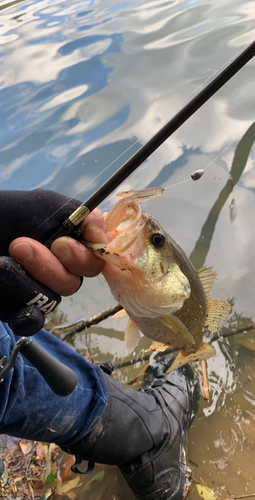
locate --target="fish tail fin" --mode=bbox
[165,342,216,374]
[205,298,231,333]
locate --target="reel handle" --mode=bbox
[21,338,78,397]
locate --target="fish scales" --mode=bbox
[84,188,231,372]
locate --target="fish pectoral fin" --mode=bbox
[113,308,127,318]
[125,318,141,354]
[145,341,169,353]
[205,298,231,333]
[166,342,216,374]
[157,314,196,346]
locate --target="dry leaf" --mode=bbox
[5,442,20,457]
[66,491,77,500]
[49,443,59,453]
[62,455,76,482]
[44,489,55,500]
[33,480,43,490]
[56,475,82,495]
[35,442,45,461]
[19,441,34,456]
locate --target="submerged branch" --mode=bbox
[222,495,255,500]
[210,323,255,343]
[54,304,123,342]
[51,304,254,369]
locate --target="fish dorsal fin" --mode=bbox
[197,266,218,299]
[166,342,216,374]
[125,318,141,354]
[157,314,195,347]
[205,298,231,333]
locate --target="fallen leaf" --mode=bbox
[1,467,8,486]
[56,475,82,495]
[197,484,217,499]
[35,442,45,461]
[44,445,57,481]
[33,480,43,489]
[46,472,57,484]
[62,455,76,482]
[44,489,55,500]
[66,491,77,500]
[19,441,34,456]
[189,483,218,500]
[49,443,59,453]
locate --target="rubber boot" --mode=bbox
[62,358,199,500]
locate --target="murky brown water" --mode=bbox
[0,0,254,497]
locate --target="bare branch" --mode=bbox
[55,304,123,342]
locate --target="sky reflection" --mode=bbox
[1,0,254,495]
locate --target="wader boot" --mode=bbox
[62,357,199,500]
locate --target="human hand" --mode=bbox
[0,189,109,334]
[9,208,109,296]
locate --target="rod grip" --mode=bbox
[21,338,78,397]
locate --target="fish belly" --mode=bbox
[127,312,195,351]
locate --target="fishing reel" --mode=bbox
[0,256,78,397]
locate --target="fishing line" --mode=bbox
[37,41,254,230]
[69,42,251,200]
[163,138,236,191]
[164,178,191,191]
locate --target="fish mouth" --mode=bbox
[84,196,145,266]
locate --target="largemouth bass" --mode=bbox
[85,188,231,372]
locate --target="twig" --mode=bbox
[51,303,254,371]
[52,300,254,346]
[222,495,255,500]
[56,304,123,341]
[188,458,199,467]
[201,360,209,400]
[210,323,254,343]
[85,328,94,364]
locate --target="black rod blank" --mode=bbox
[84,40,255,212]
[46,40,255,246]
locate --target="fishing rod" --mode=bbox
[1,40,254,397]
[46,39,255,246]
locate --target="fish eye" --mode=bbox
[150,232,165,248]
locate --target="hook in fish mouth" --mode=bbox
[83,226,141,255]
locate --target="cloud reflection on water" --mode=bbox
[1,0,254,494]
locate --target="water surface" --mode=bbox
[0,0,254,498]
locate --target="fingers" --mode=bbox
[80,208,110,244]
[9,238,82,296]
[50,208,110,277]
[50,236,104,278]
[9,208,110,296]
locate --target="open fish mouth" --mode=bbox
[84,187,164,257]
[84,194,145,262]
